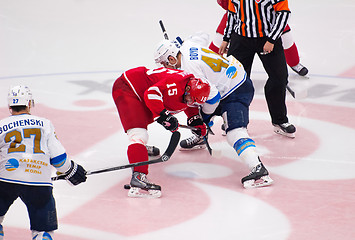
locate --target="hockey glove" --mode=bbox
[188,115,207,137]
[63,160,87,185]
[156,109,179,132]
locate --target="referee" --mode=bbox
[219,0,296,138]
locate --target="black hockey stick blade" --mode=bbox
[159,20,169,40]
[203,132,222,158]
[52,131,181,181]
[204,134,212,155]
[286,85,295,98]
[180,124,218,156]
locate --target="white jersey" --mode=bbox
[180,39,247,100]
[0,114,71,186]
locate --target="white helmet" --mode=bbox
[154,38,182,65]
[8,85,34,107]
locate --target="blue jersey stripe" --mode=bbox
[221,73,247,99]
[50,153,67,168]
[206,91,221,104]
[0,177,53,186]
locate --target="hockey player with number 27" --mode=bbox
[0,86,87,240]
[154,37,273,189]
[112,66,212,198]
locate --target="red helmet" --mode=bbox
[185,77,210,105]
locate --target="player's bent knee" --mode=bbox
[127,128,148,145]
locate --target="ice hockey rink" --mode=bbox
[1,0,355,239]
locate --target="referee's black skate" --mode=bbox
[128,172,161,198]
[273,122,296,138]
[241,163,273,189]
[179,134,206,151]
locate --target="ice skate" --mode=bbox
[291,63,308,76]
[241,163,273,189]
[128,172,161,198]
[273,122,296,138]
[146,145,160,157]
[221,123,227,136]
[179,134,206,151]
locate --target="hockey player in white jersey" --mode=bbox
[0,86,87,240]
[154,36,273,188]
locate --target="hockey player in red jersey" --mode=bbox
[112,67,211,198]
[209,0,308,76]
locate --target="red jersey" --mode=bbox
[122,67,199,119]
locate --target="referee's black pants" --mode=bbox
[228,33,289,125]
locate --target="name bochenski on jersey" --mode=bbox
[0,118,44,134]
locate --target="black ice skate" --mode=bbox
[241,163,273,189]
[291,63,308,76]
[179,134,206,151]
[273,122,296,138]
[128,172,161,198]
[221,123,227,136]
[146,145,160,157]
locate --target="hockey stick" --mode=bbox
[159,20,183,45]
[179,124,197,131]
[286,85,296,98]
[159,20,169,40]
[51,131,181,181]
[204,124,216,155]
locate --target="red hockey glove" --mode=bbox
[187,115,207,137]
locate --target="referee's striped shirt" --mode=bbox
[223,0,291,43]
